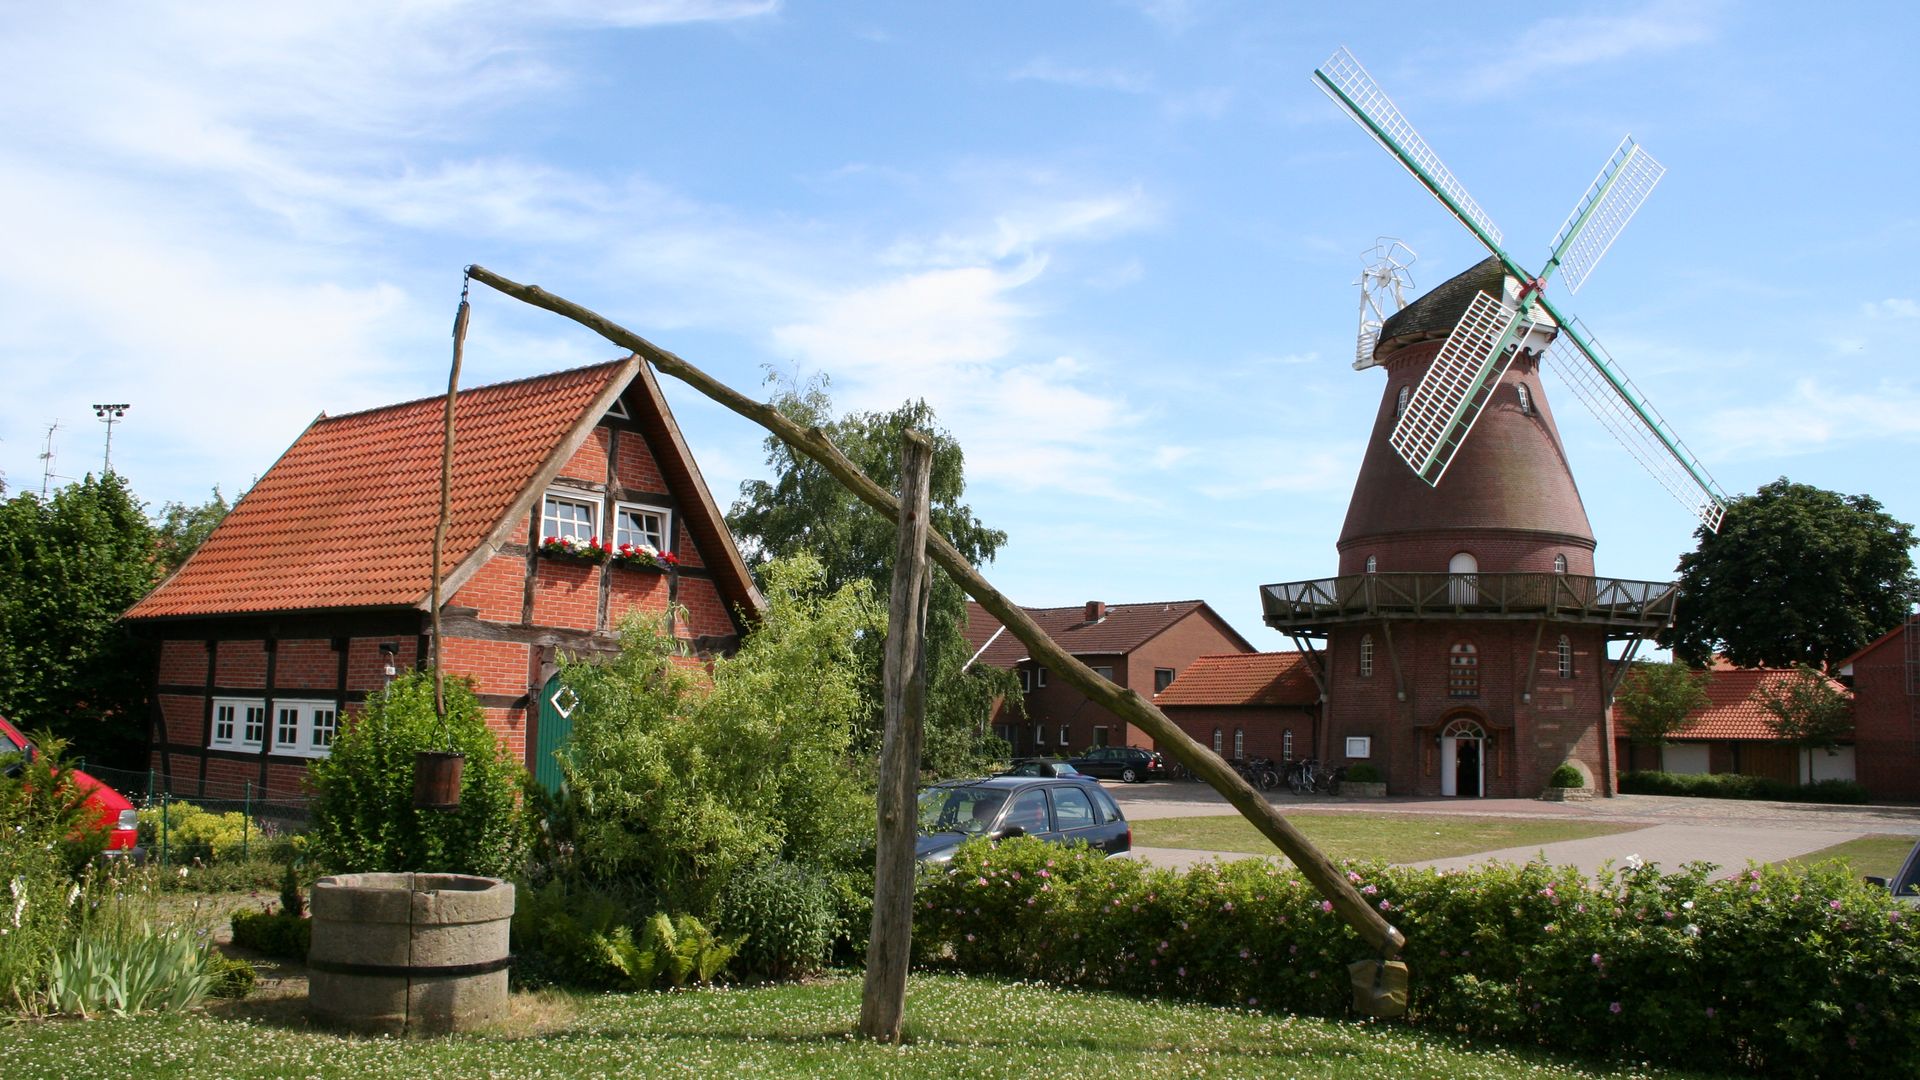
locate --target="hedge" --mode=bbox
[1619,770,1868,804]
[914,838,1917,1077]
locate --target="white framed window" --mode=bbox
[210,697,266,751]
[1033,724,1045,747]
[1020,669,1032,693]
[1554,552,1568,574]
[1035,667,1048,688]
[1359,633,1375,678]
[269,700,341,759]
[1058,724,1070,747]
[543,490,601,542]
[1346,736,1372,759]
[1154,668,1176,694]
[1557,635,1574,679]
[1364,554,1377,574]
[1211,727,1223,754]
[614,501,671,552]
[1233,728,1245,758]
[1395,385,1410,417]
[1283,730,1295,760]
[1516,382,1535,415]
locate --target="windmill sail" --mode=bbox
[1389,290,1529,485]
[1538,308,1728,531]
[1545,137,1667,295]
[1312,48,1506,255]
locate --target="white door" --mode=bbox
[1440,737,1458,797]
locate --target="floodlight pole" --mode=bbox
[92,403,129,476]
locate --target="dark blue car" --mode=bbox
[915,776,1130,864]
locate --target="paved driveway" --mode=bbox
[1105,782,1920,877]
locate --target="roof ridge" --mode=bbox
[318,357,630,424]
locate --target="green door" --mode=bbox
[534,673,579,795]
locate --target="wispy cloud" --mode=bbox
[1703,378,1920,457]
[1010,57,1151,94]
[1863,298,1920,319]
[1452,0,1722,99]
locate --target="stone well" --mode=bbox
[307,872,514,1036]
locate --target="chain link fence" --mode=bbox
[78,761,313,867]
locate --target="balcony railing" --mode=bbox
[1260,572,1678,631]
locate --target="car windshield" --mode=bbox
[918,787,1007,836]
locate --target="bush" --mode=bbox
[204,952,257,999]
[915,838,1920,1076]
[1343,764,1382,783]
[1619,770,1868,804]
[597,913,741,990]
[229,910,310,959]
[713,859,839,981]
[307,672,531,877]
[1547,763,1584,788]
[509,879,633,990]
[1,733,108,1010]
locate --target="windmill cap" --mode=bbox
[1374,256,1508,358]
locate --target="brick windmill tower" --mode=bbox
[1258,50,1729,796]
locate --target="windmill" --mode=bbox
[1353,238,1416,370]
[1312,47,1728,531]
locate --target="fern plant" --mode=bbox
[595,913,741,990]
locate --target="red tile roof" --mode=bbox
[129,361,634,619]
[963,600,1251,670]
[1643,666,1854,742]
[1154,652,1319,708]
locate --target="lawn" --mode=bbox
[7,972,1724,1079]
[1131,811,1643,863]
[1777,832,1916,880]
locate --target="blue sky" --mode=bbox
[3,2,1916,647]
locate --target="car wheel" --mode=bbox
[1121,766,1140,783]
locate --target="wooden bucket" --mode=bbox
[412,751,465,809]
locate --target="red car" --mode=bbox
[1,715,141,856]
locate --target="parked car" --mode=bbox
[997,757,1085,778]
[1866,838,1920,904]
[915,776,1130,863]
[0,715,141,857]
[1065,745,1166,783]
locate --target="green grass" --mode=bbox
[1776,833,1916,880]
[1132,812,1644,863]
[6,972,1721,1079]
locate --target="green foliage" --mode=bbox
[1663,478,1920,670]
[1343,763,1382,783]
[203,951,257,999]
[306,672,531,878]
[599,913,741,990]
[556,556,877,917]
[726,375,1019,778]
[509,879,633,990]
[1762,665,1855,753]
[1547,763,1585,789]
[1613,660,1712,746]
[1619,770,1869,804]
[1,729,109,876]
[0,474,162,767]
[137,802,258,863]
[916,837,1920,1075]
[713,858,840,980]
[45,924,217,1018]
[228,910,311,959]
[153,486,231,575]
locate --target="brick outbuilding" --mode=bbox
[1154,652,1320,765]
[1839,616,1920,800]
[125,357,763,801]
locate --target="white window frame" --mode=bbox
[1557,635,1574,679]
[1032,724,1045,747]
[268,699,340,759]
[613,500,672,553]
[542,489,602,543]
[1346,736,1372,759]
[1359,633,1374,678]
[1211,727,1223,754]
[210,697,266,752]
[1516,382,1535,415]
[1035,667,1047,688]
[1233,728,1245,758]
[1283,730,1295,760]
[1020,669,1032,693]
[1058,724,1070,747]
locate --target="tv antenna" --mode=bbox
[1312,47,1727,531]
[39,423,61,496]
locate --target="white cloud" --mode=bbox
[1863,298,1920,319]
[1453,0,1722,99]
[1703,378,1920,457]
[1009,58,1151,94]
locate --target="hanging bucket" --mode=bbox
[412,751,465,809]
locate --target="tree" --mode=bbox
[727,374,1016,775]
[1614,659,1713,748]
[154,487,232,575]
[1661,478,1920,670]
[0,474,162,767]
[1761,664,1854,781]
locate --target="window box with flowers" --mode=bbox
[610,544,678,572]
[539,535,611,563]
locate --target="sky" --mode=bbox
[3,1,1917,649]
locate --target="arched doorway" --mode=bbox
[1448,552,1479,604]
[1439,716,1486,798]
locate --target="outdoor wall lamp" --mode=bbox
[379,642,399,678]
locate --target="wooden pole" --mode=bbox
[433,292,470,725]
[858,429,934,1042]
[463,264,1406,960]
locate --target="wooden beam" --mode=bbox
[859,430,933,1041]
[1521,620,1547,704]
[465,265,1406,961]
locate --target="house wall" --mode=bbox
[1850,624,1919,800]
[145,409,745,801]
[1162,705,1316,764]
[1321,619,1612,798]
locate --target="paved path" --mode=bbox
[1105,783,1920,877]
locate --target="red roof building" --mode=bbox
[126,357,762,800]
[1154,652,1321,764]
[963,599,1254,757]
[1613,665,1855,786]
[1839,616,1920,799]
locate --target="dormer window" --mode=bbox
[1395,385,1410,417]
[1516,383,1535,415]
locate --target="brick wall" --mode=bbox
[557,425,610,485]
[274,639,336,693]
[676,577,737,640]
[1163,705,1315,764]
[616,429,666,491]
[215,641,267,688]
[608,565,672,627]
[439,637,532,699]
[531,559,600,627]
[453,553,528,622]
[1850,625,1919,800]
[158,640,206,686]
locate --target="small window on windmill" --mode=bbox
[1557,635,1574,679]
[1364,555,1377,574]
[1395,385,1410,417]
[1359,634,1375,678]
[1553,553,1568,574]
[1448,642,1479,697]
[1516,382,1535,415]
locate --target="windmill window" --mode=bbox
[1364,555,1377,574]
[1448,552,1479,605]
[1448,642,1479,697]
[614,501,671,553]
[1557,635,1574,679]
[1395,385,1410,417]
[1516,382,1535,415]
[542,491,601,542]
[1359,633,1375,678]
[1554,553,1568,574]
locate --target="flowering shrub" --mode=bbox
[610,543,677,571]
[915,838,1919,1075]
[539,535,610,562]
